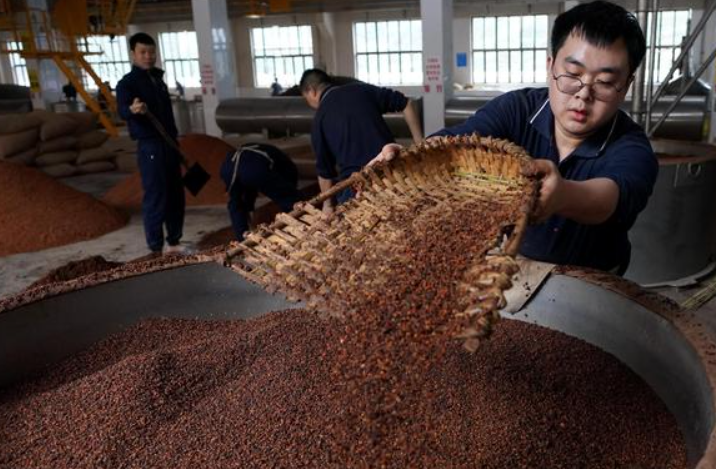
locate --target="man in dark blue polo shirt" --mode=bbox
[219,143,302,241]
[116,32,185,254]
[374,1,657,274]
[300,69,423,214]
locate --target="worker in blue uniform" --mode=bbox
[220,143,302,241]
[372,1,657,275]
[300,69,423,214]
[116,32,186,255]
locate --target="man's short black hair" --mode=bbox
[551,0,646,76]
[299,68,331,93]
[129,32,156,51]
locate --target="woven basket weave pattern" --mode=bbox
[226,135,538,349]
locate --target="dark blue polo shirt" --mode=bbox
[312,82,408,181]
[433,87,658,272]
[116,65,178,141]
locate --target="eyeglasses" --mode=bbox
[552,72,628,102]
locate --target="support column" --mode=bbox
[319,12,338,73]
[421,0,453,134]
[631,0,648,126]
[191,0,238,136]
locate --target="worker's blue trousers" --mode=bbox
[137,138,185,252]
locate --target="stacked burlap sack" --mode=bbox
[0,111,116,177]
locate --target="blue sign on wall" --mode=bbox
[456,52,467,68]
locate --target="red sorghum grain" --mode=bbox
[0,310,685,468]
[28,256,123,288]
[0,162,128,256]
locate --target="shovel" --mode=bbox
[145,109,211,196]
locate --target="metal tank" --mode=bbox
[625,142,716,287]
[1,259,716,467]
[216,94,705,141]
[216,96,423,138]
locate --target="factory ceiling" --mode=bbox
[130,0,525,23]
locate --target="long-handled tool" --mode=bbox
[145,109,211,196]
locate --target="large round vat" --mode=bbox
[1,261,715,467]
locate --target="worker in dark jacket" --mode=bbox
[300,69,423,214]
[372,1,657,275]
[116,32,185,254]
[220,143,302,241]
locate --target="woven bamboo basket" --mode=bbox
[225,134,539,350]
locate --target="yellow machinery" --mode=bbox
[0,0,138,136]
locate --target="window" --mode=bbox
[6,41,29,87]
[353,20,422,85]
[471,15,549,85]
[644,10,691,83]
[159,31,200,88]
[79,35,130,89]
[251,25,313,88]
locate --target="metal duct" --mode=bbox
[216,96,423,138]
[216,94,706,142]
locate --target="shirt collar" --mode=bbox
[528,96,621,159]
[132,65,165,79]
[319,85,336,105]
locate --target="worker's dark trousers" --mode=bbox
[222,151,300,241]
[137,138,185,252]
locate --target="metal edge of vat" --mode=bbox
[0,260,715,468]
[512,266,716,467]
[0,259,295,389]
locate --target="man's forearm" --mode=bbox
[318,176,335,213]
[403,99,423,143]
[556,178,619,224]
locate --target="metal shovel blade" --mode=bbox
[183,162,211,196]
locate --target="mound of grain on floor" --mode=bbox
[0,162,128,256]
[28,256,123,288]
[102,134,234,210]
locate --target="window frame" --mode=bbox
[77,35,131,90]
[6,41,29,87]
[471,14,550,86]
[643,9,692,84]
[352,19,423,86]
[158,30,201,89]
[250,24,314,88]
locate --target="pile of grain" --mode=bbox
[28,256,123,288]
[0,162,128,256]
[102,134,234,210]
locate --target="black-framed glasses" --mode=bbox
[551,72,628,102]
